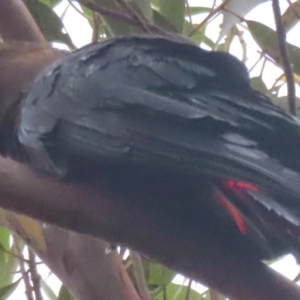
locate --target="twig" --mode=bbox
[116,0,151,33]
[185,0,192,24]
[15,241,34,300]
[83,1,168,36]
[59,2,70,21]
[0,244,30,262]
[130,251,151,300]
[235,27,247,62]
[248,53,263,73]
[259,57,267,78]
[287,0,300,20]
[92,11,100,42]
[185,279,192,300]
[188,0,230,37]
[212,0,217,9]
[67,0,92,20]
[271,73,285,91]
[28,249,42,300]
[272,0,296,115]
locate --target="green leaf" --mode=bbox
[270,95,300,117]
[183,21,213,47]
[0,279,21,299]
[250,76,268,93]
[143,260,176,297]
[0,228,10,252]
[90,0,132,35]
[130,0,152,21]
[156,282,206,300]
[0,233,18,287]
[247,20,300,76]
[188,6,211,16]
[39,0,62,7]
[282,0,300,32]
[152,9,178,33]
[158,0,185,32]
[25,1,74,47]
[58,284,73,300]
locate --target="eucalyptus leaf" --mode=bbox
[158,0,185,32]
[143,259,176,297]
[130,0,152,21]
[0,230,18,288]
[188,7,211,16]
[270,95,300,116]
[153,9,178,33]
[251,76,268,93]
[85,0,143,35]
[0,279,21,299]
[155,282,206,300]
[217,0,268,43]
[183,21,213,47]
[247,20,300,76]
[282,0,300,32]
[25,0,74,47]
[58,284,73,300]
[40,0,63,7]
[0,228,10,252]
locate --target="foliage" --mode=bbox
[1,0,300,299]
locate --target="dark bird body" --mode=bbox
[18,36,300,277]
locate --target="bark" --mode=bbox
[0,157,298,300]
[0,0,45,42]
[0,43,140,300]
[0,1,299,300]
[0,1,140,298]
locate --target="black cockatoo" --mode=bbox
[17,35,300,286]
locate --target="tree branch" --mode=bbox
[28,250,42,300]
[0,41,142,300]
[83,1,168,36]
[0,157,299,299]
[272,0,296,115]
[0,0,45,43]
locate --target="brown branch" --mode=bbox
[286,0,300,23]
[0,0,45,43]
[185,0,193,24]
[0,158,299,299]
[67,0,92,21]
[0,42,142,300]
[185,279,192,300]
[36,228,141,300]
[188,0,230,37]
[92,11,101,43]
[83,1,168,36]
[15,240,34,300]
[235,27,247,63]
[0,6,141,300]
[116,0,151,33]
[272,0,296,115]
[28,250,42,300]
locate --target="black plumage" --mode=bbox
[18,35,300,261]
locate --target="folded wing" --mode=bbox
[18,36,300,252]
